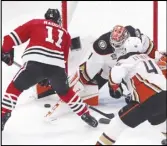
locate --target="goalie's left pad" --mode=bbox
[69,70,99,106]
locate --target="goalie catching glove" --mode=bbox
[2,49,14,66]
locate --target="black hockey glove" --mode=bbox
[125,25,142,39]
[124,93,132,104]
[38,78,51,87]
[2,49,14,66]
[71,36,81,51]
[108,83,123,99]
[135,28,142,40]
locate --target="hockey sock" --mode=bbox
[96,133,116,145]
[2,81,22,117]
[96,115,129,145]
[59,88,89,116]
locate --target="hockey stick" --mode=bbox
[2,53,22,68]
[44,99,62,118]
[13,61,22,68]
[98,94,132,124]
[88,106,115,119]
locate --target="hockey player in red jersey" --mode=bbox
[1,8,98,131]
[96,37,166,145]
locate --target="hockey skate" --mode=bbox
[2,112,11,131]
[81,112,98,128]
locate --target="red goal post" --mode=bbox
[62,1,67,30]
[153,1,158,51]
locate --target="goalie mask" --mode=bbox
[110,25,130,53]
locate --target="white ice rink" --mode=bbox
[2,1,166,145]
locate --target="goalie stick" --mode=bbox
[44,99,62,119]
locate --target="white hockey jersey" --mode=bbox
[110,52,166,103]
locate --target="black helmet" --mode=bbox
[44,8,61,25]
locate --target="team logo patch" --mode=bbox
[98,40,107,50]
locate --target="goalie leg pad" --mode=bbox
[79,62,92,84]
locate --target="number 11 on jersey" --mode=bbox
[45,26,63,48]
